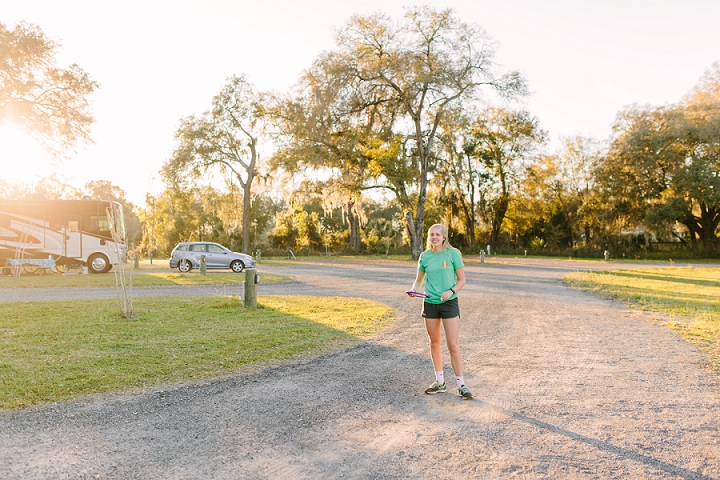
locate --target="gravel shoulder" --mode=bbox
[1,259,719,479]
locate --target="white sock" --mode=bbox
[435,371,445,385]
[456,376,465,388]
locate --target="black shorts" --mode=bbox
[422,297,460,319]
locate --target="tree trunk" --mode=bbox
[412,166,427,260]
[584,223,591,245]
[410,111,435,260]
[412,209,425,259]
[490,196,509,250]
[347,200,361,252]
[697,204,720,253]
[468,187,477,249]
[240,138,257,254]
[683,217,699,252]
[458,193,475,249]
[241,181,252,253]
[403,209,421,260]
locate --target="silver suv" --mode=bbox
[169,242,256,273]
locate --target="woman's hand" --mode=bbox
[440,290,453,301]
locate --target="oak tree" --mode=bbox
[330,6,526,258]
[164,74,264,253]
[0,22,98,155]
[599,63,720,252]
[466,108,545,249]
[271,54,377,252]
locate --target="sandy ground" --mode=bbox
[1,258,719,479]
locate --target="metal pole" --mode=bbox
[480,251,484,264]
[245,268,257,308]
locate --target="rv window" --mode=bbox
[94,216,109,233]
[49,214,62,230]
[67,220,80,232]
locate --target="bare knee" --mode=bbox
[446,340,460,355]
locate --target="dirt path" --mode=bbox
[1,259,719,479]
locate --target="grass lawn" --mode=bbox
[0,271,290,289]
[564,266,720,372]
[0,295,394,409]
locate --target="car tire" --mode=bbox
[230,260,245,273]
[178,259,192,273]
[88,253,111,274]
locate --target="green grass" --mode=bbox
[0,271,290,288]
[0,295,394,409]
[564,267,720,371]
[133,257,172,269]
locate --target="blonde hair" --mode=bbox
[426,224,453,250]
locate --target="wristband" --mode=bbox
[449,287,456,294]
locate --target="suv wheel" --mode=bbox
[178,259,192,273]
[230,260,245,273]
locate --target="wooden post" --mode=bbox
[245,268,257,308]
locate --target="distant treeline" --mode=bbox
[2,10,718,259]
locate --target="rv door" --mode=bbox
[65,215,82,258]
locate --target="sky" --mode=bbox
[1,0,719,207]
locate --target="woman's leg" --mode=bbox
[424,317,444,373]
[442,316,463,377]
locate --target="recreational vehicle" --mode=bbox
[0,196,127,274]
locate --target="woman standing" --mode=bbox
[407,224,472,399]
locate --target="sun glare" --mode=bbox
[0,125,54,184]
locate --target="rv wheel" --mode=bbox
[88,253,111,274]
[23,265,40,275]
[53,264,68,274]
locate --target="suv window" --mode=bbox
[190,244,207,252]
[175,244,189,252]
[207,245,225,253]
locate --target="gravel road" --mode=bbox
[1,258,719,479]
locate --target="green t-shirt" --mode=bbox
[418,247,464,304]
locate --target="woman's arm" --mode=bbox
[409,269,426,294]
[440,267,465,301]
